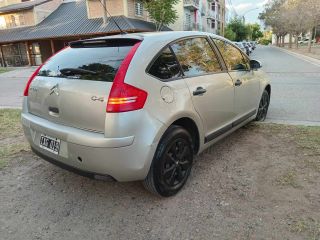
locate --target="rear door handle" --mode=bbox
[193,87,207,96]
[235,79,242,86]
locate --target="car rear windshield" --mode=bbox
[38,44,135,82]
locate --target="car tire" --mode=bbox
[256,90,270,121]
[143,125,194,197]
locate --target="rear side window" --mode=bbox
[148,47,181,80]
[213,39,249,71]
[38,45,134,82]
[171,37,222,77]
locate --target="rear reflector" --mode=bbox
[107,42,148,113]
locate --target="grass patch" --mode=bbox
[290,218,320,240]
[0,67,12,74]
[0,109,29,169]
[276,170,300,188]
[0,142,29,169]
[0,109,22,139]
[293,126,320,155]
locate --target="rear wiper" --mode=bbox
[59,68,97,76]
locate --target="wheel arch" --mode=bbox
[265,84,271,97]
[170,117,201,154]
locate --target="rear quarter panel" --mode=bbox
[123,37,205,153]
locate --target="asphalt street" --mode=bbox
[0,46,319,125]
[251,46,320,125]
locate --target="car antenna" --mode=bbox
[98,0,127,35]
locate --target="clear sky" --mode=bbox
[226,0,268,25]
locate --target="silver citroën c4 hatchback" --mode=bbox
[22,32,271,197]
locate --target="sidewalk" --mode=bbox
[0,67,36,108]
[284,45,320,61]
[275,46,320,68]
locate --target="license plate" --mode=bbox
[39,134,60,155]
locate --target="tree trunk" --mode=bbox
[289,33,292,49]
[276,36,279,46]
[295,35,299,49]
[281,36,285,47]
[308,29,312,53]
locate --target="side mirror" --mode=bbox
[250,60,262,70]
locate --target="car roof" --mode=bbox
[88,31,229,44]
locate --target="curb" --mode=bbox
[265,118,320,127]
[273,46,320,67]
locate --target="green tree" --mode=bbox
[248,23,263,41]
[224,26,236,41]
[142,0,179,31]
[226,17,250,41]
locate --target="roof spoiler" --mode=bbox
[69,38,142,48]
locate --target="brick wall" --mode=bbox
[87,0,124,19]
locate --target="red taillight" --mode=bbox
[107,42,148,113]
[23,46,70,96]
[107,82,147,113]
[23,64,43,96]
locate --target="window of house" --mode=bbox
[148,47,181,80]
[18,15,25,26]
[10,15,17,27]
[135,1,143,16]
[211,2,216,11]
[213,39,248,71]
[171,37,222,77]
[211,19,215,29]
[0,16,6,29]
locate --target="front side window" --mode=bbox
[213,38,248,71]
[148,47,181,80]
[171,37,222,77]
[241,52,251,70]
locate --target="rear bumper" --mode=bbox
[31,147,114,181]
[21,111,160,182]
[21,112,134,148]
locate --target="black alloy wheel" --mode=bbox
[144,126,193,197]
[256,90,270,121]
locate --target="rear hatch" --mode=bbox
[27,38,141,133]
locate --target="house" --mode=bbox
[0,0,226,67]
[0,0,159,67]
[170,0,226,35]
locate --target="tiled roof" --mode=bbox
[0,0,167,44]
[0,0,51,14]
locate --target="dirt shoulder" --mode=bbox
[283,45,320,61]
[0,109,319,240]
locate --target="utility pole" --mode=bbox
[103,0,108,25]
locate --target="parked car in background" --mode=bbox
[298,38,316,44]
[22,31,271,197]
[250,41,256,50]
[234,42,247,55]
[247,42,254,51]
[242,42,251,55]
